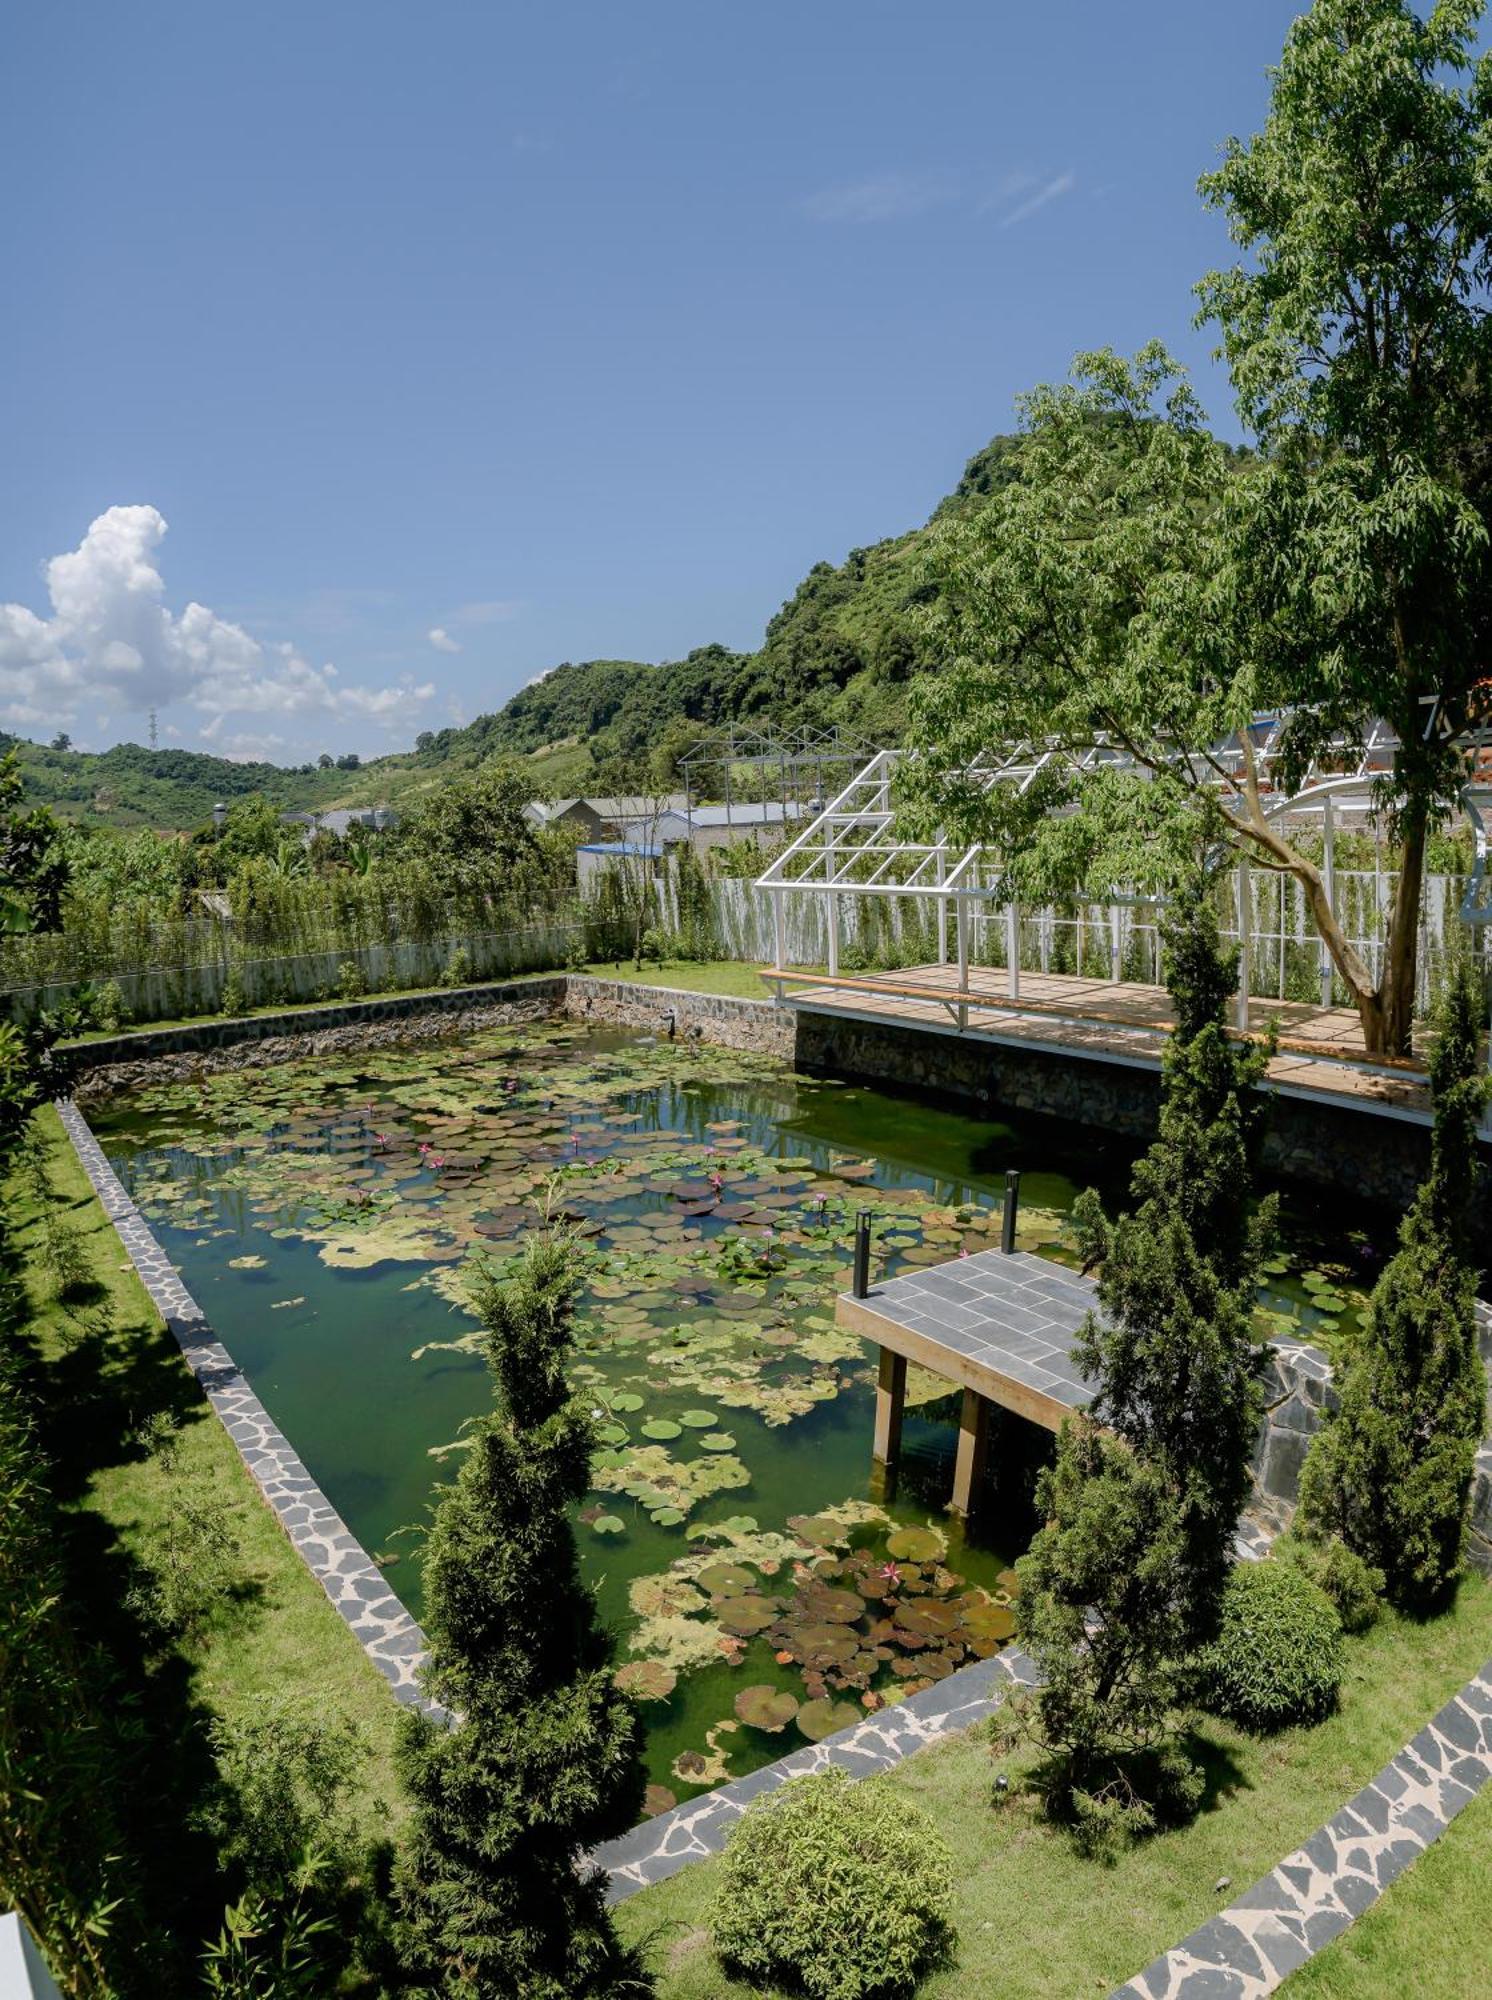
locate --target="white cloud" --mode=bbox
[802,171,956,224]
[428,626,461,654]
[997,171,1075,229]
[0,505,434,738]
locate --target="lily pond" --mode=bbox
[92,1022,1384,1812]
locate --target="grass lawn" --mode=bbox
[1283,1769,1492,1996]
[12,1105,404,1947]
[613,1579,1492,1999]
[577,958,781,999]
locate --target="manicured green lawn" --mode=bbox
[1283,1774,1492,1996]
[14,1105,404,1848]
[577,958,781,998]
[613,1581,1492,1999]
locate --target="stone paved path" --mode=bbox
[1111,1658,1492,1998]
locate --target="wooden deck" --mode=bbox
[837,1247,1100,1515]
[765,963,1437,1121]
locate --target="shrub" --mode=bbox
[199,1697,367,1886]
[335,958,365,1001]
[219,969,247,1017]
[713,1769,955,2000]
[1198,1559,1342,1732]
[440,943,472,988]
[124,1488,242,1641]
[1277,1532,1384,1635]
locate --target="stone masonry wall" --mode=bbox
[68,975,793,1099]
[1251,1305,1492,1575]
[71,979,565,1102]
[792,1009,1474,1216]
[560,977,796,1057]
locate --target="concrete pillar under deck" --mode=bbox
[871,1347,906,1497]
[950,1387,991,1522]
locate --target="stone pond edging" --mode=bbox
[1110,1657,1492,1999]
[559,976,796,1057]
[55,1098,441,1718]
[65,974,793,1096]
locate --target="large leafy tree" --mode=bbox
[906,0,1492,1057]
[1196,0,1492,1058]
[394,1232,651,1999]
[394,758,549,903]
[1003,887,1273,1846]
[1298,959,1489,1606]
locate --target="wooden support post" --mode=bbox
[1006,901,1020,1001]
[1110,904,1122,983]
[872,1347,906,1480]
[773,888,787,971]
[1320,794,1336,1008]
[1235,858,1252,1032]
[936,842,948,966]
[950,1388,990,1522]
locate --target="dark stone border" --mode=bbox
[56,1098,441,1717]
[1111,1657,1492,1998]
[595,1646,1041,1901]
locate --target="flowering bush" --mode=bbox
[713,1768,955,2000]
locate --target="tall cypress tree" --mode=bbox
[394,1231,651,1999]
[1299,962,1489,1609]
[1005,881,1274,1845]
[1072,878,1277,1622]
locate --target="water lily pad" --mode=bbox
[616,1659,678,1701]
[641,1418,683,1440]
[716,1594,780,1636]
[699,1432,737,1452]
[591,1514,626,1536]
[885,1525,943,1563]
[696,1562,756,1596]
[734,1684,800,1732]
[796,1697,861,1742]
[650,1506,686,1527]
[611,1392,645,1412]
[678,1409,717,1428]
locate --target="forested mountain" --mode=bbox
[12,432,1028,829]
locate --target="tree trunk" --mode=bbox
[1376,803,1428,1061]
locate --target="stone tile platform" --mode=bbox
[837,1247,1099,1431]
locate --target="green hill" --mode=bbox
[10,432,1027,830]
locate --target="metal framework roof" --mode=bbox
[757,708,1492,925]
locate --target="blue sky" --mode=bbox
[2,1,1309,763]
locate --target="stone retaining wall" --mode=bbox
[560,977,796,1057]
[70,979,566,1102]
[68,975,795,1097]
[1251,1306,1492,1574]
[792,1009,1473,1215]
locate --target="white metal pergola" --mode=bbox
[755,708,1492,1062]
